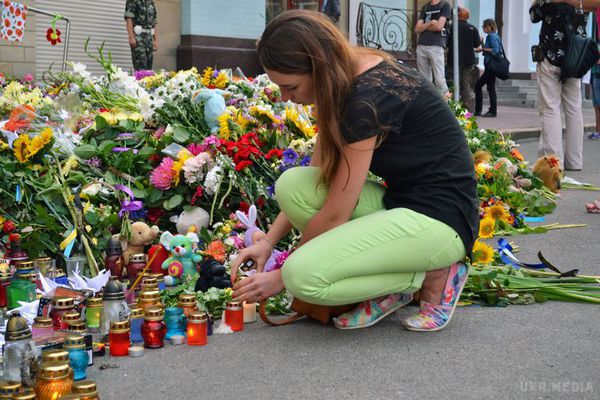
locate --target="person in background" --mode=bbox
[415,0,451,97]
[447,7,481,112]
[589,8,600,140]
[530,0,590,170]
[322,0,341,23]
[474,19,502,118]
[125,0,158,71]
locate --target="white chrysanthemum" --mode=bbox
[204,165,223,195]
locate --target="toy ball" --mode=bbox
[168,260,184,278]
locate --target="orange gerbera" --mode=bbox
[203,240,226,263]
[4,105,35,132]
[510,148,524,162]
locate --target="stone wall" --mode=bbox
[154,0,181,71]
[0,0,36,78]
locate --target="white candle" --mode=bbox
[243,302,257,323]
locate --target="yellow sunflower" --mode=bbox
[201,67,214,86]
[485,204,511,223]
[218,113,232,140]
[215,71,229,89]
[472,240,494,265]
[478,216,496,239]
[13,134,31,163]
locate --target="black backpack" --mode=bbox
[560,11,600,81]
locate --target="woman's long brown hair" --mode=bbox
[257,10,393,186]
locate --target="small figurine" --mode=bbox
[195,258,231,292]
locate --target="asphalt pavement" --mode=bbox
[88,136,600,400]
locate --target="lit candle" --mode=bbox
[187,312,207,346]
[243,302,257,323]
[224,301,243,332]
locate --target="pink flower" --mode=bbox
[23,74,34,83]
[203,135,221,147]
[154,126,166,139]
[464,112,473,119]
[187,143,205,156]
[150,157,176,190]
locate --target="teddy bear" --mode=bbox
[115,222,159,267]
[160,231,202,286]
[193,88,229,133]
[533,155,562,193]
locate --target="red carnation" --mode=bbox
[3,220,15,234]
[235,160,253,171]
[265,149,283,160]
[191,186,204,205]
[239,201,250,214]
[146,208,165,224]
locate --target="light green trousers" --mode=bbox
[277,167,466,306]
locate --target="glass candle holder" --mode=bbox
[177,294,197,318]
[104,237,124,279]
[164,307,186,340]
[35,362,74,400]
[63,335,89,381]
[153,273,166,291]
[50,297,75,331]
[141,308,166,349]
[41,349,69,364]
[32,316,54,338]
[0,380,22,399]
[34,257,54,277]
[187,312,208,346]
[243,302,257,323]
[129,306,144,343]
[85,297,102,333]
[7,262,36,309]
[60,311,81,331]
[141,276,158,292]
[126,254,147,283]
[224,301,244,332]
[65,255,87,280]
[10,390,37,399]
[68,320,87,335]
[0,273,10,308]
[71,380,99,400]
[109,320,130,357]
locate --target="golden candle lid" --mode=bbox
[5,313,32,341]
[24,273,37,281]
[141,282,158,291]
[0,381,21,397]
[152,273,164,282]
[64,334,86,349]
[42,349,69,363]
[33,316,53,328]
[187,312,207,323]
[139,290,160,301]
[72,380,98,396]
[143,307,164,321]
[34,256,52,264]
[37,361,70,380]
[129,306,144,318]
[11,391,36,399]
[61,311,80,322]
[57,395,81,400]
[15,260,33,270]
[110,320,130,333]
[53,297,75,310]
[142,275,157,284]
[68,321,87,334]
[178,294,196,307]
[129,253,148,263]
[86,297,103,307]
[0,273,10,282]
[225,301,242,310]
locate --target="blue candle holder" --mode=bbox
[165,307,186,339]
[64,335,89,381]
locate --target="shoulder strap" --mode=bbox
[259,301,305,326]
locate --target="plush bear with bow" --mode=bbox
[160,231,202,286]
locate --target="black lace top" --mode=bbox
[340,61,479,254]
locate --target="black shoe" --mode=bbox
[481,111,496,117]
[474,112,481,116]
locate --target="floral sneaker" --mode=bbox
[402,262,468,332]
[333,293,412,330]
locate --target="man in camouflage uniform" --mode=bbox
[124,0,158,71]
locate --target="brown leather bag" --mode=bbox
[259,297,358,326]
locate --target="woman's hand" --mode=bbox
[230,240,273,283]
[232,269,285,303]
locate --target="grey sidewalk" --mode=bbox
[475,105,597,139]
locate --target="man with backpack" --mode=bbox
[415,0,451,97]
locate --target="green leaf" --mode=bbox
[99,140,118,156]
[104,170,118,185]
[74,144,98,160]
[146,188,163,204]
[137,147,156,158]
[131,187,147,199]
[85,212,100,226]
[163,194,184,210]
[173,126,191,143]
[95,115,108,130]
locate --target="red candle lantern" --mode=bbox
[0,272,10,308]
[187,312,208,346]
[224,301,244,332]
[127,254,148,284]
[141,307,166,349]
[50,297,75,330]
[109,320,130,357]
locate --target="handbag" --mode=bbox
[487,41,510,80]
[560,11,600,81]
[259,298,358,326]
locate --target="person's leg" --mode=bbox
[275,167,466,306]
[537,60,564,167]
[487,72,497,115]
[460,66,473,112]
[592,74,600,137]
[430,46,449,94]
[561,77,583,170]
[474,71,486,115]
[131,36,145,71]
[416,45,433,83]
